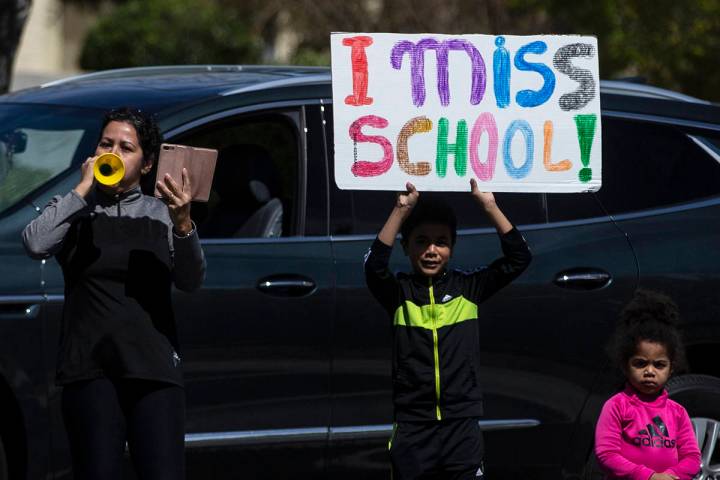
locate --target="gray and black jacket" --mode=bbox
[23,186,206,386]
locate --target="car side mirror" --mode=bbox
[9,130,27,154]
[0,131,26,185]
[0,142,8,185]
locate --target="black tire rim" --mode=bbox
[693,417,720,479]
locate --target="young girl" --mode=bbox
[595,290,701,480]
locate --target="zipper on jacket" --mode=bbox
[388,422,398,450]
[428,277,442,420]
[115,193,120,217]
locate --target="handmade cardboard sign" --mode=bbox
[331,33,601,192]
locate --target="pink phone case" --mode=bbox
[154,143,218,202]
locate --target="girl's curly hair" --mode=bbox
[608,289,687,373]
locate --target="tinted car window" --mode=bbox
[596,118,720,215]
[304,104,329,237]
[0,105,102,215]
[323,104,545,235]
[172,111,300,238]
[330,189,545,235]
[546,191,606,223]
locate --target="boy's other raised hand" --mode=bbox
[471,178,512,234]
[396,182,419,210]
[470,178,497,211]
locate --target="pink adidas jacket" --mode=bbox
[595,385,701,480]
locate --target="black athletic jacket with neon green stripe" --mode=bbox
[364,228,531,422]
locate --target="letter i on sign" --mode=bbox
[493,36,510,109]
[343,36,374,106]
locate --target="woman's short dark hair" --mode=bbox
[608,289,687,373]
[101,107,162,166]
[400,195,458,245]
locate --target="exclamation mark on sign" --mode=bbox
[574,114,596,182]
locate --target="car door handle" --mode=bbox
[0,297,42,319]
[256,274,317,297]
[553,268,612,290]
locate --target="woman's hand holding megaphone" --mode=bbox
[156,168,193,236]
[75,152,127,198]
[74,156,98,198]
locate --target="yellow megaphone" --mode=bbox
[93,152,125,186]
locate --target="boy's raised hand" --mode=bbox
[470,178,513,235]
[396,182,419,210]
[470,178,497,211]
[378,183,418,246]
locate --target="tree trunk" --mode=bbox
[0,0,32,93]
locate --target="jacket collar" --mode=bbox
[92,185,143,207]
[409,268,450,287]
[623,383,669,407]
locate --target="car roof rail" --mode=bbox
[219,74,332,96]
[600,80,709,104]
[39,66,709,106]
[39,65,330,89]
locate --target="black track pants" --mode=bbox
[62,377,185,480]
[389,417,485,480]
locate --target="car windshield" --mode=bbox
[0,104,104,215]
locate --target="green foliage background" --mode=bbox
[80,0,262,70]
[77,0,720,102]
[514,0,720,102]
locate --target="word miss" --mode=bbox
[350,113,597,182]
[342,36,596,111]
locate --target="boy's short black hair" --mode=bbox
[608,289,687,373]
[400,195,457,245]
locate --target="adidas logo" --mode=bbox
[632,415,675,448]
[441,294,453,303]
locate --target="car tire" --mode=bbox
[0,435,7,480]
[582,452,604,480]
[583,374,720,480]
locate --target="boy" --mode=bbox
[364,179,532,480]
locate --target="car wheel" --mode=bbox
[691,417,720,480]
[666,374,720,480]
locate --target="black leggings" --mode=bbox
[62,377,185,480]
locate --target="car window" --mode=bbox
[0,105,102,215]
[304,105,329,237]
[690,135,720,159]
[330,189,545,235]
[171,111,300,239]
[594,118,720,216]
[323,104,545,236]
[546,191,607,223]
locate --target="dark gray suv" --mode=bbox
[0,66,719,479]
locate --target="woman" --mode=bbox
[23,107,205,480]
